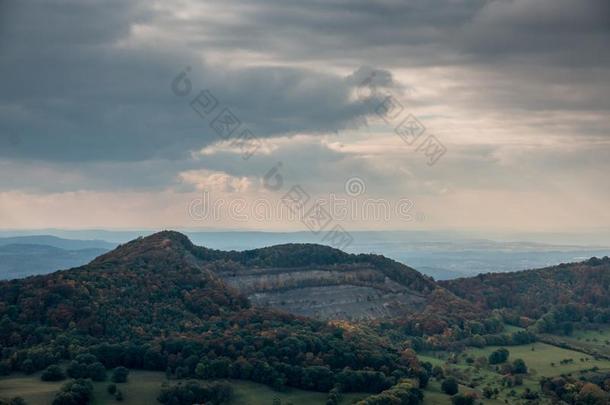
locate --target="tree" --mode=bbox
[451,393,475,405]
[326,386,342,405]
[577,383,609,405]
[432,366,444,379]
[417,370,429,389]
[41,365,66,381]
[52,379,94,405]
[87,362,106,381]
[67,361,88,379]
[488,348,509,365]
[441,378,459,396]
[511,359,527,374]
[107,384,117,395]
[482,386,496,399]
[20,359,35,375]
[158,381,233,405]
[114,390,124,402]
[111,367,129,383]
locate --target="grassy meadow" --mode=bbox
[418,340,610,404]
[0,370,368,405]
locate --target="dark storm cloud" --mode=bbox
[180,0,610,111]
[0,0,385,163]
[460,0,610,70]
[179,0,609,65]
[0,0,608,193]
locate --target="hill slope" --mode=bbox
[440,256,610,320]
[201,243,441,321]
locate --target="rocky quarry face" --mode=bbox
[96,231,463,323]
[214,264,428,321]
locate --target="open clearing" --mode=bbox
[0,370,367,405]
[418,340,610,404]
[465,342,610,377]
[540,326,610,358]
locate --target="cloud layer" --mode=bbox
[0,0,609,231]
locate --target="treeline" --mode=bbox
[382,314,536,352]
[532,304,610,335]
[356,380,423,404]
[0,318,421,394]
[157,381,233,405]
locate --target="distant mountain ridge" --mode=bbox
[0,235,115,250]
[2,230,608,280]
[0,243,109,280]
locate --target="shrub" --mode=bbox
[87,362,106,382]
[20,359,35,375]
[451,393,476,405]
[356,380,423,405]
[111,367,129,383]
[41,365,66,382]
[512,359,528,374]
[158,381,233,405]
[488,348,509,365]
[52,379,94,405]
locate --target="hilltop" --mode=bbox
[0,231,469,397]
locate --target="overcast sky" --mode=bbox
[0,0,609,233]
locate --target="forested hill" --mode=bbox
[89,231,472,324]
[440,256,610,320]
[0,231,439,395]
[0,231,477,340]
[99,230,438,293]
[0,231,249,341]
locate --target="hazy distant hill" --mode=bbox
[3,230,607,280]
[0,235,115,250]
[0,243,109,279]
[0,236,114,279]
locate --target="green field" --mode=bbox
[540,326,610,358]
[417,341,610,404]
[571,326,610,339]
[422,380,506,405]
[0,370,368,405]
[466,342,610,377]
[418,354,515,404]
[503,324,526,333]
[5,341,607,405]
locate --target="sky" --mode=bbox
[0,0,609,233]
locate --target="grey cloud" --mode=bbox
[0,0,388,164]
[167,0,610,113]
[461,0,610,65]
[1,0,608,202]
